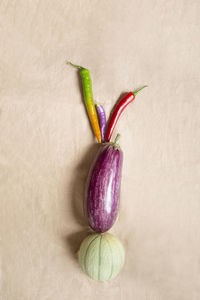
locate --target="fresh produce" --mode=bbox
[68,62,146,280]
[78,232,125,281]
[95,104,106,142]
[68,62,101,143]
[106,86,147,142]
[85,134,123,233]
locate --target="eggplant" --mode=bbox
[85,135,123,232]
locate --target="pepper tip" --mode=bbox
[133,85,148,96]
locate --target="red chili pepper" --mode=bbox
[105,86,147,142]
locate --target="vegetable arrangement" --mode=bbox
[68,62,146,281]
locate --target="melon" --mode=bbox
[78,232,125,281]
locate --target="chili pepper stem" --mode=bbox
[133,85,148,96]
[67,61,85,70]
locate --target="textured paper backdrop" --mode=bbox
[0,1,200,299]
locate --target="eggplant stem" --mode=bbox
[102,134,120,149]
[114,134,120,144]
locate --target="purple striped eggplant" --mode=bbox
[85,135,123,232]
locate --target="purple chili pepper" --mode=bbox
[96,104,106,143]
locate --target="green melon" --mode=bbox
[78,232,125,281]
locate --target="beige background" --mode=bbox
[0,1,200,299]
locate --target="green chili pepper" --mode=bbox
[68,62,101,143]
